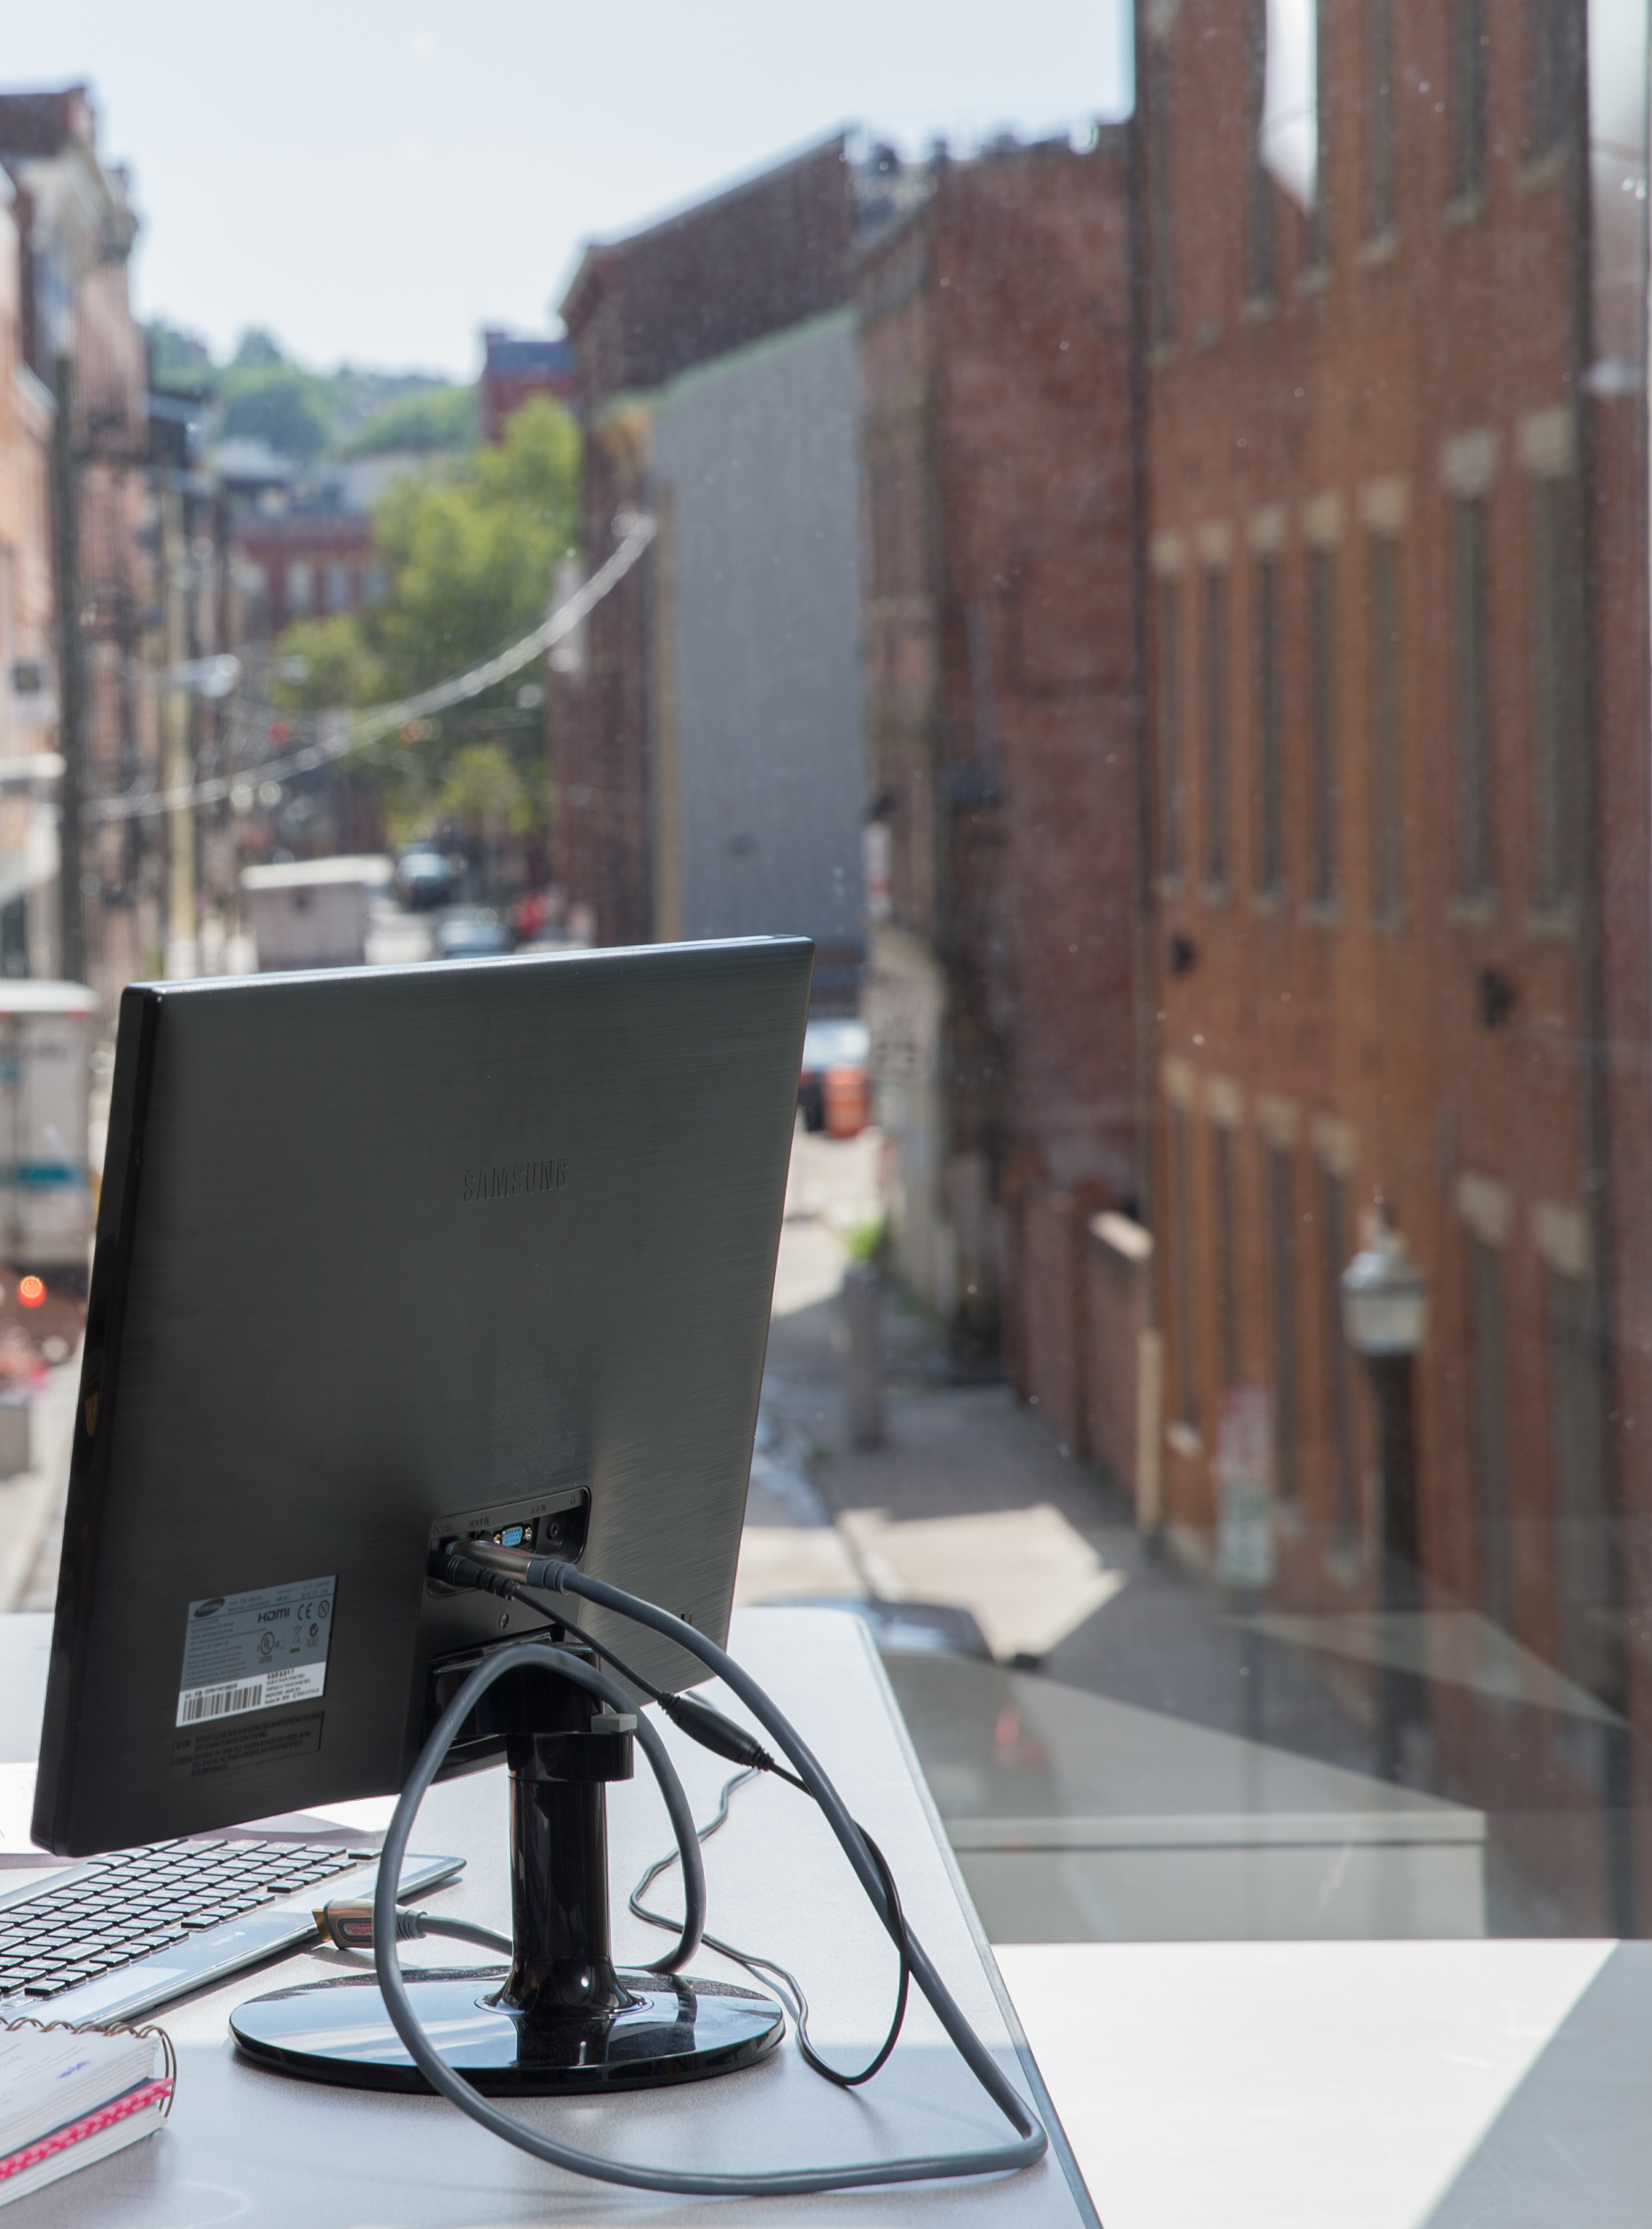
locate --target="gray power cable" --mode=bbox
[373,1607,1046,2197]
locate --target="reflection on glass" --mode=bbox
[1139,0,1650,1937]
[4,0,1648,1953]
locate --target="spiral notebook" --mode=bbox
[0,2016,174,2209]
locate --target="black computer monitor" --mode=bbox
[29,936,810,2084]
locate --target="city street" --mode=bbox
[746,1128,1575,1943]
[748,1124,1374,1768]
[0,1116,1564,1936]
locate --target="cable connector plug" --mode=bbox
[431,1546,521,1600]
[521,1552,572,1593]
[657,1691,784,1776]
[315,1898,424,1951]
[317,1897,514,1959]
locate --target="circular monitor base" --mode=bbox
[230,1967,785,2093]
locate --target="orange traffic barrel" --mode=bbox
[825,1065,869,1138]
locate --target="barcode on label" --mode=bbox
[177,1678,266,1726]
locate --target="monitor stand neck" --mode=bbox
[499,1717,628,2022]
[228,1658,784,2093]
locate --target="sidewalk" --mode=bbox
[743,1127,1374,1776]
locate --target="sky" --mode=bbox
[7,1,1131,381]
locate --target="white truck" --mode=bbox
[0,982,96,1282]
[240,855,395,972]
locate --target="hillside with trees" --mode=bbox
[147,320,475,461]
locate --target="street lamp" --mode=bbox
[1342,1212,1430,1359]
[1342,1207,1429,1779]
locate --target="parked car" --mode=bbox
[394,847,457,910]
[798,1017,869,1131]
[433,906,515,962]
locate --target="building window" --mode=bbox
[1215,1122,1241,1388]
[1147,39,1177,345]
[1248,0,1277,301]
[1450,0,1488,204]
[1367,532,1405,921]
[1267,1142,1301,1505]
[1309,547,1339,903]
[1546,1263,1610,1694]
[1319,1164,1358,1540]
[1364,0,1398,237]
[1531,473,1585,910]
[286,560,314,614]
[1525,0,1575,162]
[1452,496,1495,900]
[1307,0,1335,270]
[325,563,352,613]
[1202,567,1230,888]
[366,567,390,603]
[1468,1233,1510,1623]
[1158,576,1186,876]
[1255,554,1285,897]
[1170,1102,1199,1427]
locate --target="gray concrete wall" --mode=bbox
[651,311,865,968]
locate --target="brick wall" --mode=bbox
[1138,0,1651,1920]
[857,132,1141,1376]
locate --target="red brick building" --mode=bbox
[231,512,380,641]
[552,136,868,954]
[0,84,157,1008]
[857,131,1140,1387]
[479,330,576,443]
[1138,1,1650,1925]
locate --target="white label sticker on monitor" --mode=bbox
[176,1575,336,1729]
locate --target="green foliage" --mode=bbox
[843,1214,888,1269]
[269,398,582,833]
[232,328,286,368]
[435,743,538,839]
[341,385,476,458]
[149,322,475,464]
[219,366,332,461]
[364,397,580,697]
[269,615,385,715]
[147,319,213,389]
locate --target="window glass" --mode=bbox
[7,0,1652,1961]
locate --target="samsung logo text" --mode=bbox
[464,1159,568,1204]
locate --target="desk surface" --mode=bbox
[9,1609,1648,2228]
[1000,1936,1652,2229]
[3,1607,1098,2227]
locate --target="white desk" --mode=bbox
[3,1607,1097,2226]
[1000,1937,1652,2228]
[12,1607,1647,2226]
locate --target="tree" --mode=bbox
[364,396,580,697]
[232,328,285,369]
[271,396,582,849]
[147,320,212,387]
[341,384,476,457]
[266,614,384,710]
[219,366,332,461]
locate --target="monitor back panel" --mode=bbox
[34,937,811,1855]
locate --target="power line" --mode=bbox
[84,512,656,825]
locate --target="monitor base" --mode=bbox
[230,1966,785,2092]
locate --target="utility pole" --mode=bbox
[49,354,87,987]
[160,480,197,979]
